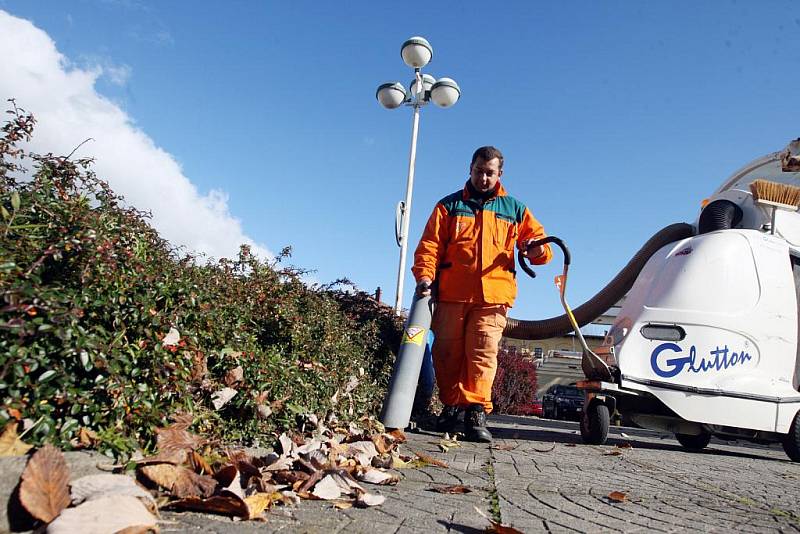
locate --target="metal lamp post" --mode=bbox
[376,36,461,315]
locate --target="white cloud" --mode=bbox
[0,10,271,261]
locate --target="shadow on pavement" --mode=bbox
[487,415,789,463]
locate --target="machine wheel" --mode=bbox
[782,411,800,462]
[675,431,711,451]
[580,403,609,445]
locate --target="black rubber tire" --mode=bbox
[675,431,711,451]
[580,403,609,445]
[782,410,800,462]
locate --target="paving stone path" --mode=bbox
[4,415,800,533]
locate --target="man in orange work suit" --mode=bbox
[412,146,552,442]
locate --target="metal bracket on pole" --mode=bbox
[395,201,405,247]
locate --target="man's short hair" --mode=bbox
[471,146,504,169]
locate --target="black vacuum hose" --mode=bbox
[503,222,696,340]
[698,199,743,234]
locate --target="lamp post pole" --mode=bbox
[394,72,423,315]
[376,37,461,315]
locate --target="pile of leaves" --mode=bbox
[9,415,452,531]
[491,346,538,415]
[0,101,402,456]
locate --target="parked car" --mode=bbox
[542,384,584,421]
[524,399,543,417]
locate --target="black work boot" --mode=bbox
[464,404,492,443]
[435,405,461,433]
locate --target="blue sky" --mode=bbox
[1,1,799,323]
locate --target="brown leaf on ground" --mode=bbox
[76,427,99,449]
[490,444,518,452]
[19,444,71,523]
[167,494,249,518]
[224,365,244,386]
[371,434,393,455]
[139,464,217,499]
[474,505,524,534]
[387,429,406,443]
[272,470,310,485]
[311,474,342,500]
[532,443,556,453]
[296,470,324,494]
[604,450,623,456]
[333,500,352,510]
[155,416,204,460]
[411,450,448,468]
[70,474,155,509]
[607,491,627,503]
[244,492,281,519]
[354,467,400,485]
[213,464,238,487]
[47,495,158,534]
[354,490,385,507]
[616,442,633,449]
[188,450,213,475]
[429,485,471,494]
[0,423,33,457]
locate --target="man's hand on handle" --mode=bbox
[415,277,432,297]
[523,240,545,261]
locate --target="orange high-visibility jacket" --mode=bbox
[412,182,552,307]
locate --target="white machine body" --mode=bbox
[603,140,800,437]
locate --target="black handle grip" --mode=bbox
[517,236,570,279]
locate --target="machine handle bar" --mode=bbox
[517,236,570,279]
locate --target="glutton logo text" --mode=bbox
[650,342,752,378]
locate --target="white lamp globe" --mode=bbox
[410,74,436,98]
[430,77,461,108]
[400,36,433,69]
[376,82,407,109]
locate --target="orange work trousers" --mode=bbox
[430,301,507,413]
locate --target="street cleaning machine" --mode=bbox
[512,139,800,461]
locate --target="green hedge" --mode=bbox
[0,103,401,456]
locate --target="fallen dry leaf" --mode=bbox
[70,474,154,508]
[211,387,238,410]
[603,450,623,457]
[188,451,213,475]
[474,505,524,533]
[429,485,471,494]
[76,427,99,449]
[162,327,180,346]
[312,474,342,500]
[371,434,393,455]
[167,493,250,518]
[607,491,627,503]
[354,467,400,486]
[19,444,71,523]
[139,463,217,499]
[355,491,385,507]
[224,365,244,386]
[154,416,204,462]
[388,429,406,443]
[491,444,517,452]
[411,450,448,468]
[616,443,633,449]
[244,492,281,518]
[333,500,353,510]
[0,422,33,457]
[47,495,158,534]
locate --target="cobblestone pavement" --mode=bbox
[5,415,799,533]
[161,415,800,533]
